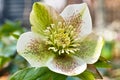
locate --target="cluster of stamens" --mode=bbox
[44,22,80,55]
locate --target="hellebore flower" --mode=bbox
[17,2,103,76]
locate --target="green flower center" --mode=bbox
[54,29,70,48]
[45,22,80,55]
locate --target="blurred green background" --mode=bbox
[0,0,120,80]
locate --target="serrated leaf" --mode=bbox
[10,67,67,80]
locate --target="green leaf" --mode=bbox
[30,2,63,35]
[0,56,10,69]
[94,56,111,68]
[66,77,80,80]
[0,20,25,57]
[77,70,95,80]
[11,33,19,39]
[10,67,67,80]
[87,64,103,79]
[0,20,25,37]
[0,39,16,57]
[101,41,114,59]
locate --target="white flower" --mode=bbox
[17,2,103,76]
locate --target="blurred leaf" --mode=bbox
[10,67,67,80]
[77,70,95,80]
[87,64,103,79]
[0,20,26,57]
[12,55,28,69]
[0,39,16,57]
[0,20,25,37]
[101,41,114,59]
[66,76,80,80]
[7,55,29,74]
[67,72,97,80]
[94,56,111,68]
[0,56,10,69]
[11,33,19,39]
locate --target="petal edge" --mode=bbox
[47,55,87,76]
[60,3,92,38]
[75,33,104,64]
[17,32,54,67]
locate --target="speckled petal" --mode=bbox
[75,33,104,64]
[17,32,54,67]
[47,55,87,76]
[60,3,92,38]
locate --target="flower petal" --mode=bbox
[75,33,104,64]
[17,32,54,67]
[47,55,87,76]
[60,3,92,38]
[30,2,63,35]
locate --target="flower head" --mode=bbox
[17,2,103,76]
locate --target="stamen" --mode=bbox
[45,22,80,55]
